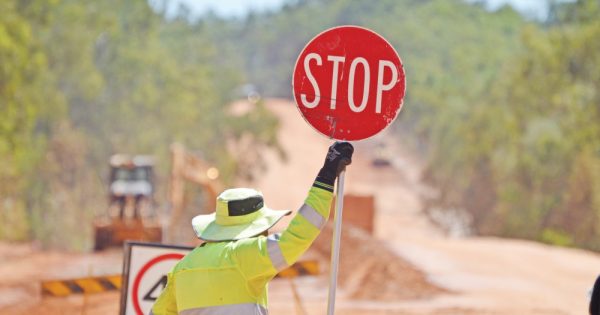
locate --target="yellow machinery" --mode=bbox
[93,145,221,250]
[94,155,161,250]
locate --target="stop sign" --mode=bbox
[292,26,406,141]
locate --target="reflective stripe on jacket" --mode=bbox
[151,185,333,315]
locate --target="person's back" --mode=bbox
[151,142,353,315]
[167,241,269,314]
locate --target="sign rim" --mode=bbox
[291,24,406,141]
[119,241,194,315]
[132,253,185,315]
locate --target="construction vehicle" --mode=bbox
[93,145,222,250]
[371,142,392,167]
[94,155,162,250]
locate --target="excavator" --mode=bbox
[93,144,220,250]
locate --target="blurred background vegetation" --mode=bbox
[0,0,278,249]
[1,0,599,251]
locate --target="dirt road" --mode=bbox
[256,98,600,315]
[1,98,599,315]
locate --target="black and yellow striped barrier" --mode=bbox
[41,274,122,297]
[41,260,318,297]
[277,260,319,278]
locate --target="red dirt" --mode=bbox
[1,99,600,315]
[313,223,446,301]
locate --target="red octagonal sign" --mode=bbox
[293,26,406,141]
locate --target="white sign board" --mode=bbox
[120,242,193,315]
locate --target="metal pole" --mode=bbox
[326,170,346,315]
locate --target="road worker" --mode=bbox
[151,141,354,315]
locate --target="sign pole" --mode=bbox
[292,25,406,315]
[326,170,346,315]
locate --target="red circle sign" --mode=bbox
[293,26,406,141]
[132,253,184,315]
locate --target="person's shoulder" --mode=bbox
[233,236,264,245]
[230,236,265,252]
[172,243,212,271]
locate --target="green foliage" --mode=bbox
[199,0,600,250]
[421,0,600,249]
[2,0,599,251]
[0,0,64,242]
[540,228,573,247]
[0,0,278,250]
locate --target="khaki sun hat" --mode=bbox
[191,188,291,242]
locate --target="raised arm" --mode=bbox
[235,142,354,280]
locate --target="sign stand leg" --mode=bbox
[326,170,346,315]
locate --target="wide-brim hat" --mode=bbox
[192,188,291,241]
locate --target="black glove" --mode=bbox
[314,142,354,192]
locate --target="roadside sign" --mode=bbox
[120,242,192,315]
[292,25,405,141]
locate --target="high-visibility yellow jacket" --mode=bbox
[151,185,333,315]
